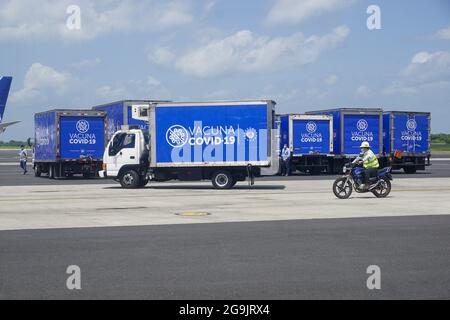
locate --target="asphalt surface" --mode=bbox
[1,215,449,299]
[0,150,449,186]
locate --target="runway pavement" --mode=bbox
[1,215,449,299]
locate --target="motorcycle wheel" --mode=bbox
[372,177,391,198]
[333,177,353,199]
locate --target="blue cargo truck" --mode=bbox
[92,100,169,141]
[279,114,333,174]
[99,100,280,189]
[33,110,107,179]
[383,111,431,173]
[307,108,383,173]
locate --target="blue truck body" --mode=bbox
[307,108,383,156]
[383,111,431,172]
[34,110,106,178]
[279,114,333,155]
[150,101,276,168]
[92,100,168,141]
[278,114,334,173]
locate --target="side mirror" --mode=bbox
[109,146,116,156]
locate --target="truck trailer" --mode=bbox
[92,100,169,141]
[33,110,107,179]
[279,114,333,174]
[306,108,384,173]
[383,111,431,173]
[99,100,280,189]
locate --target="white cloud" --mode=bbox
[174,26,350,77]
[148,47,176,66]
[95,85,128,100]
[71,58,102,69]
[355,85,371,98]
[324,74,338,85]
[436,26,450,40]
[384,51,450,95]
[10,63,72,104]
[0,0,193,42]
[266,0,355,25]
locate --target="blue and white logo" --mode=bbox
[406,119,417,131]
[76,120,89,133]
[166,124,189,147]
[357,119,369,132]
[245,128,257,141]
[306,121,317,134]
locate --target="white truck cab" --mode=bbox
[99,128,149,187]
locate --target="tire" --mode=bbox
[333,177,353,199]
[404,167,417,174]
[34,165,41,177]
[138,176,149,188]
[120,170,140,189]
[211,171,234,189]
[372,177,391,198]
[83,172,91,179]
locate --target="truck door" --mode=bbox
[106,132,139,176]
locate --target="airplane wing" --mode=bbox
[0,121,21,133]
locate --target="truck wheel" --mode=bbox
[404,167,417,174]
[212,171,234,189]
[120,170,140,188]
[34,165,41,177]
[138,176,149,188]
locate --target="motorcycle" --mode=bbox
[333,162,393,199]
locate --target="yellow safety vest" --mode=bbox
[363,150,379,169]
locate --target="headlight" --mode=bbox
[343,166,347,173]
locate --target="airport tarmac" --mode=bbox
[0,178,449,230]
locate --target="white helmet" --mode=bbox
[360,141,370,148]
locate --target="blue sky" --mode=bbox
[1,0,450,140]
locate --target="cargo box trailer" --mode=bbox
[92,100,169,141]
[383,111,431,173]
[307,108,383,173]
[279,114,333,174]
[33,110,107,179]
[99,100,280,189]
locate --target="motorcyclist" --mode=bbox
[352,141,379,190]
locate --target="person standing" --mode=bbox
[281,144,292,176]
[19,145,28,175]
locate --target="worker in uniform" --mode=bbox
[356,141,379,190]
[281,144,291,176]
[19,145,28,175]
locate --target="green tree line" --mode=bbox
[431,134,450,144]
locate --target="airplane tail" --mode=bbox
[0,76,13,123]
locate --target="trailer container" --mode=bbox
[33,109,107,179]
[279,114,333,174]
[100,100,280,189]
[383,111,431,173]
[307,108,383,172]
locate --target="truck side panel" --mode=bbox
[392,113,430,154]
[154,104,270,166]
[93,102,124,141]
[292,118,331,155]
[34,112,57,161]
[343,114,381,155]
[59,116,106,160]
